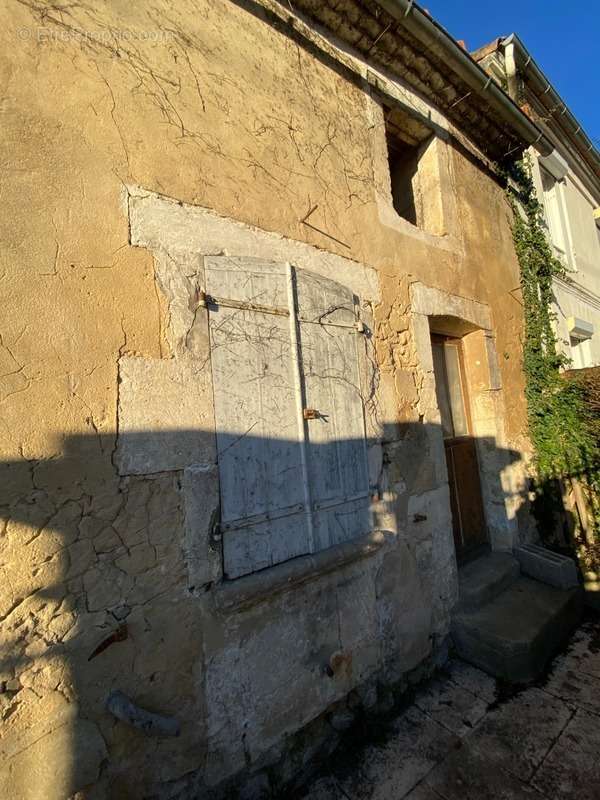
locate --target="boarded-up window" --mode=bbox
[206,256,371,579]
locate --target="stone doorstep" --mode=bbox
[451,574,584,683]
[455,551,520,612]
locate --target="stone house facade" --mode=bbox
[475,34,600,369]
[0,1,556,798]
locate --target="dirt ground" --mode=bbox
[300,613,600,800]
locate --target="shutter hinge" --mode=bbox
[303,408,320,420]
[196,289,208,308]
[209,507,222,547]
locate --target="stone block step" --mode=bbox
[457,551,520,612]
[514,543,579,590]
[452,576,583,683]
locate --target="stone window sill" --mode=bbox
[214,530,390,613]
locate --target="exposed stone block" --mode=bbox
[183,463,221,588]
[411,284,492,331]
[115,356,216,475]
[128,188,379,303]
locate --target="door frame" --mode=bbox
[430,333,474,438]
[430,332,488,561]
[410,282,520,555]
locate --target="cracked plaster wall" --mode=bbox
[1,1,533,797]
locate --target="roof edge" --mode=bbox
[503,33,600,177]
[371,1,553,157]
[475,32,600,182]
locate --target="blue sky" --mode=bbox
[424,1,599,148]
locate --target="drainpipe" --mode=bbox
[502,34,600,179]
[504,40,518,102]
[371,0,554,156]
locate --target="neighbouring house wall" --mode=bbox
[552,279,600,368]
[563,175,600,290]
[530,156,600,368]
[0,2,532,798]
[477,46,600,370]
[558,175,600,366]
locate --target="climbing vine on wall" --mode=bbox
[508,157,600,567]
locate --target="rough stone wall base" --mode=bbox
[161,639,449,800]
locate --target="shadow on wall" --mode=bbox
[0,424,525,799]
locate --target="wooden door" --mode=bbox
[431,335,487,560]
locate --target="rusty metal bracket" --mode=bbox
[303,408,320,420]
[299,202,351,250]
[195,289,208,308]
[88,623,128,662]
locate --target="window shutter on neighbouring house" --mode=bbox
[205,256,371,579]
[540,167,567,257]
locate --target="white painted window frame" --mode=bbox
[539,165,572,266]
[536,153,575,269]
[569,336,593,369]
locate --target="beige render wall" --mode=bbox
[0,1,532,797]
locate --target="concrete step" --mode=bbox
[514,543,579,589]
[457,551,520,612]
[452,576,583,683]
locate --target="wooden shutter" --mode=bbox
[295,270,371,551]
[206,256,371,579]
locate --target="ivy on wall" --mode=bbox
[508,158,600,563]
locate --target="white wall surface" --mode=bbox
[531,150,600,369]
[553,279,600,368]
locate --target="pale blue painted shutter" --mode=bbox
[295,270,371,551]
[206,257,309,578]
[206,257,371,579]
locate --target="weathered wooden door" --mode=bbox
[431,334,487,560]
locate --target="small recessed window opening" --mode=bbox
[386,132,420,225]
[383,103,435,231]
